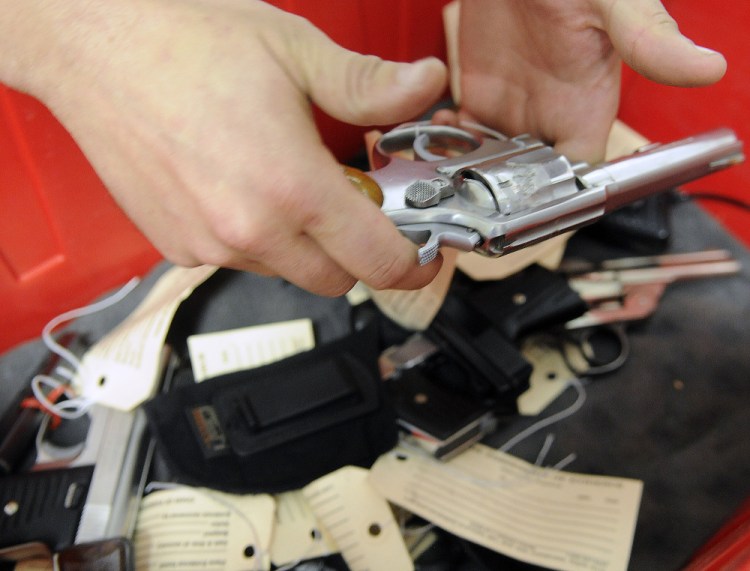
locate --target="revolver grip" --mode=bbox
[343,166,384,207]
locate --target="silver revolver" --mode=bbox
[345,122,744,264]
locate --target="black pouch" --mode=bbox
[143,320,397,494]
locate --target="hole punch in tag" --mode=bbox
[134,486,275,570]
[303,466,413,571]
[270,490,338,567]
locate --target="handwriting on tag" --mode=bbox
[370,445,642,571]
[134,486,275,570]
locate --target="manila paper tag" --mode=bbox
[134,486,275,570]
[269,490,338,567]
[187,318,315,382]
[303,466,414,571]
[75,265,217,410]
[370,445,643,571]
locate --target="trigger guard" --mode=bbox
[375,123,481,164]
[413,133,445,162]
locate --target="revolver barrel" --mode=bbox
[576,128,745,212]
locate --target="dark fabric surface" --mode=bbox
[487,198,750,570]
[1,198,749,570]
[143,318,399,494]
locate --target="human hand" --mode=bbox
[2,0,447,296]
[438,0,726,162]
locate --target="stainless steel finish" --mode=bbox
[33,403,152,544]
[368,122,745,265]
[576,128,744,211]
[564,250,741,329]
[379,333,439,380]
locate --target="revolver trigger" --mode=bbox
[417,237,441,266]
[412,225,483,265]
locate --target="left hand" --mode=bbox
[438,0,727,163]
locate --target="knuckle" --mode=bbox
[147,234,207,268]
[208,210,269,257]
[628,10,679,64]
[341,55,384,119]
[160,248,202,268]
[172,237,234,268]
[271,175,328,232]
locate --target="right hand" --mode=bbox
[441,0,727,163]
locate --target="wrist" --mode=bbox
[0,0,137,102]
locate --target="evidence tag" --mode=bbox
[303,466,413,571]
[270,491,337,567]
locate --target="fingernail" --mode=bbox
[397,57,442,87]
[694,44,722,56]
[686,37,722,56]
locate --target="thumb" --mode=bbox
[602,0,726,87]
[295,27,448,125]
